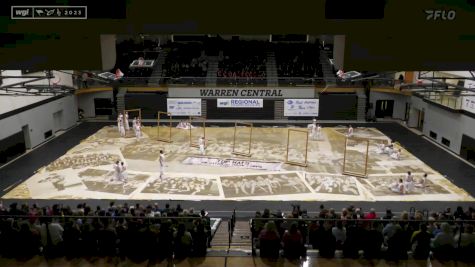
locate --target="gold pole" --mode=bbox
[364,139,370,177]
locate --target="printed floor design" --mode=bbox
[3,126,473,201]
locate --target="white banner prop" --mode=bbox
[167,98,202,116]
[182,157,283,171]
[217,98,263,108]
[284,99,319,117]
[462,96,475,114]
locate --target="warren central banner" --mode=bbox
[167,98,202,116]
[168,87,315,99]
[217,98,263,108]
[284,99,319,117]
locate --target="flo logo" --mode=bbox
[425,9,456,21]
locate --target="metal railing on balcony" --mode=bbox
[414,90,464,110]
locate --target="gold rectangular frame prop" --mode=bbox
[189,116,206,148]
[157,111,172,143]
[285,129,309,167]
[342,136,370,178]
[232,122,253,157]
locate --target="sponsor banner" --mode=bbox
[464,79,475,89]
[182,157,283,171]
[168,87,315,99]
[462,96,475,114]
[167,98,202,116]
[217,98,263,108]
[284,99,319,117]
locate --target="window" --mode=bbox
[442,137,451,147]
[429,131,437,139]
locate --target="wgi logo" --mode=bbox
[425,9,456,21]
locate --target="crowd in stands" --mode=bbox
[252,204,475,262]
[111,36,329,86]
[0,202,211,261]
[217,40,267,82]
[162,42,208,78]
[275,43,322,78]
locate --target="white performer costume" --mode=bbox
[132,118,137,136]
[135,119,142,139]
[119,162,127,181]
[347,126,353,137]
[124,112,130,131]
[117,115,125,137]
[405,172,415,193]
[159,152,165,178]
[309,120,317,140]
[376,143,385,154]
[316,125,322,140]
[113,162,121,181]
[390,150,401,160]
[390,179,405,194]
[199,137,206,155]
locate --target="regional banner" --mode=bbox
[462,96,475,114]
[167,98,202,116]
[217,98,263,108]
[284,99,319,117]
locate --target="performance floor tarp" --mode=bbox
[3,125,473,202]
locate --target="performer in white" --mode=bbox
[390,149,401,160]
[112,161,121,181]
[124,112,130,132]
[132,117,138,137]
[316,124,322,140]
[199,136,206,155]
[159,150,165,179]
[117,114,125,137]
[309,119,317,140]
[347,125,354,137]
[135,118,142,139]
[119,161,127,182]
[376,142,386,154]
[384,143,394,155]
[390,178,405,194]
[405,171,415,193]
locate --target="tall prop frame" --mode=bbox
[285,129,309,167]
[232,122,253,157]
[342,136,370,178]
[157,111,172,143]
[189,116,206,147]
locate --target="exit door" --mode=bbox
[375,100,394,118]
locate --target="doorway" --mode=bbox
[53,110,63,133]
[22,125,31,149]
[461,134,475,164]
[417,109,425,131]
[405,103,410,121]
[375,100,394,118]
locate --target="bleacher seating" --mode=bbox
[217,40,267,85]
[162,42,208,78]
[275,43,322,79]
